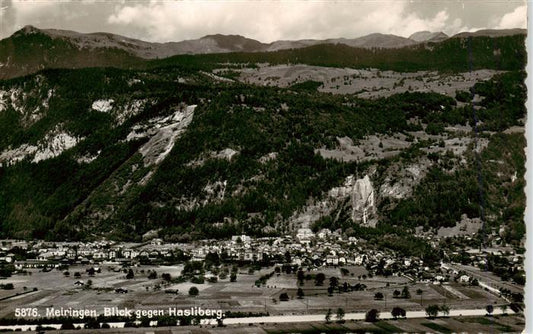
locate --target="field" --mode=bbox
[0,264,509,321]
[234,64,503,98]
[6,315,525,333]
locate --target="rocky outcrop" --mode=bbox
[0,125,82,166]
[136,104,196,167]
[351,175,377,227]
[379,158,432,200]
[291,174,377,229]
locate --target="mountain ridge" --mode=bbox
[7,25,527,58]
[0,25,526,81]
[9,26,422,57]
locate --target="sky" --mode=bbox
[0,0,528,42]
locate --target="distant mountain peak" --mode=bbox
[409,31,448,42]
[15,25,42,35]
[199,34,266,51]
[202,33,247,39]
[21,25,39,31]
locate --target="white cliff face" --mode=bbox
[91,99,114,113]
[0,88,23,113]
[77,150,100,164]
[32,132,81,163]
[291,174,377,229]
[0,126,82,166]
[185,147,240,167]
[351,175,377,227]
[115,99,148,125]
[0,87,54,127]
[0,144,38,166]
[91,98,154,125]
[138,104,196,167]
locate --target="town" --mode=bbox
[0,226,525,332]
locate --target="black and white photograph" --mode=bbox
[0,0,529,333]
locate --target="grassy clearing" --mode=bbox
[373,321,404,333]
[458,316,514,332]
[266,323,382,334]
[421,321,453,334]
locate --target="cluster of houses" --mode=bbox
[0,226,524,293]
[0,229,364,270]
[0,239,193,269]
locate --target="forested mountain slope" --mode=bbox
[0,29,525,259]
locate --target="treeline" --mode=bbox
[150,34,526,72]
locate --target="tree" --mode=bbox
[401,286,411,299]
[509,303,522,313]
[162,273,171,281]
[393,290,401,298]
[63,271,70,277]
[189,286,199,296]
[391,307,406,319]
[230,273,237,282]
[425,305,440,318]
[148,271,157,279]
[315,273,326,286]
[365,309,379,322]
[329,276,339,288]
[284,251,291,264]
[417,288,424,304]
[374,292,384,300]
[500,304,508,315]
[0,265,13,278]
[126,269,134,279]
[336,308,345,322]
[511,292,523,303]
[325,308,332,323]
[279,292,289,301]
[205,252,220,267]
[342,282,349,292]
[297,269,305,284]
[297,288,304,299]
[440,305,450,317]
[486,304,494,316]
